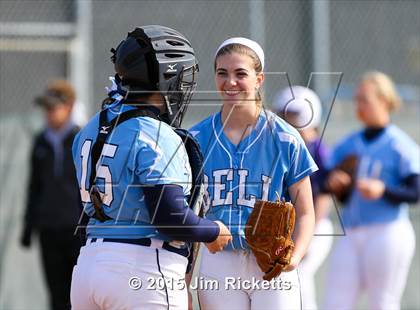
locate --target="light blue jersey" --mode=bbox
[72,104,192,239]
[329,124,420,228]
[190,110,318,250]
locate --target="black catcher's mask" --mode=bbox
[111,25,199,128]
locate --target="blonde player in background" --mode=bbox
[324,71,419,310]
[273,85,333,310]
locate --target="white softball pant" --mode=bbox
[299,218,334,310]
[70,239,188,310]
[197,247,302,310]
[323,219,415,310]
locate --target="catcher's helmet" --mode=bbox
[273,85,322,130]
[111,25,198,127]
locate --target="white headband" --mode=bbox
[215,37,265,71]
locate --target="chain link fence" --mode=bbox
[0,1,419,309]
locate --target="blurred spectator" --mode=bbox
[20,80,83,310]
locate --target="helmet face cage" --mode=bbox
[160,63,199,127]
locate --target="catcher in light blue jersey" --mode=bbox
[70,25,231,310]
[190,37,317,310]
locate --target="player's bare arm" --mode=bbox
[286,176,315,271]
